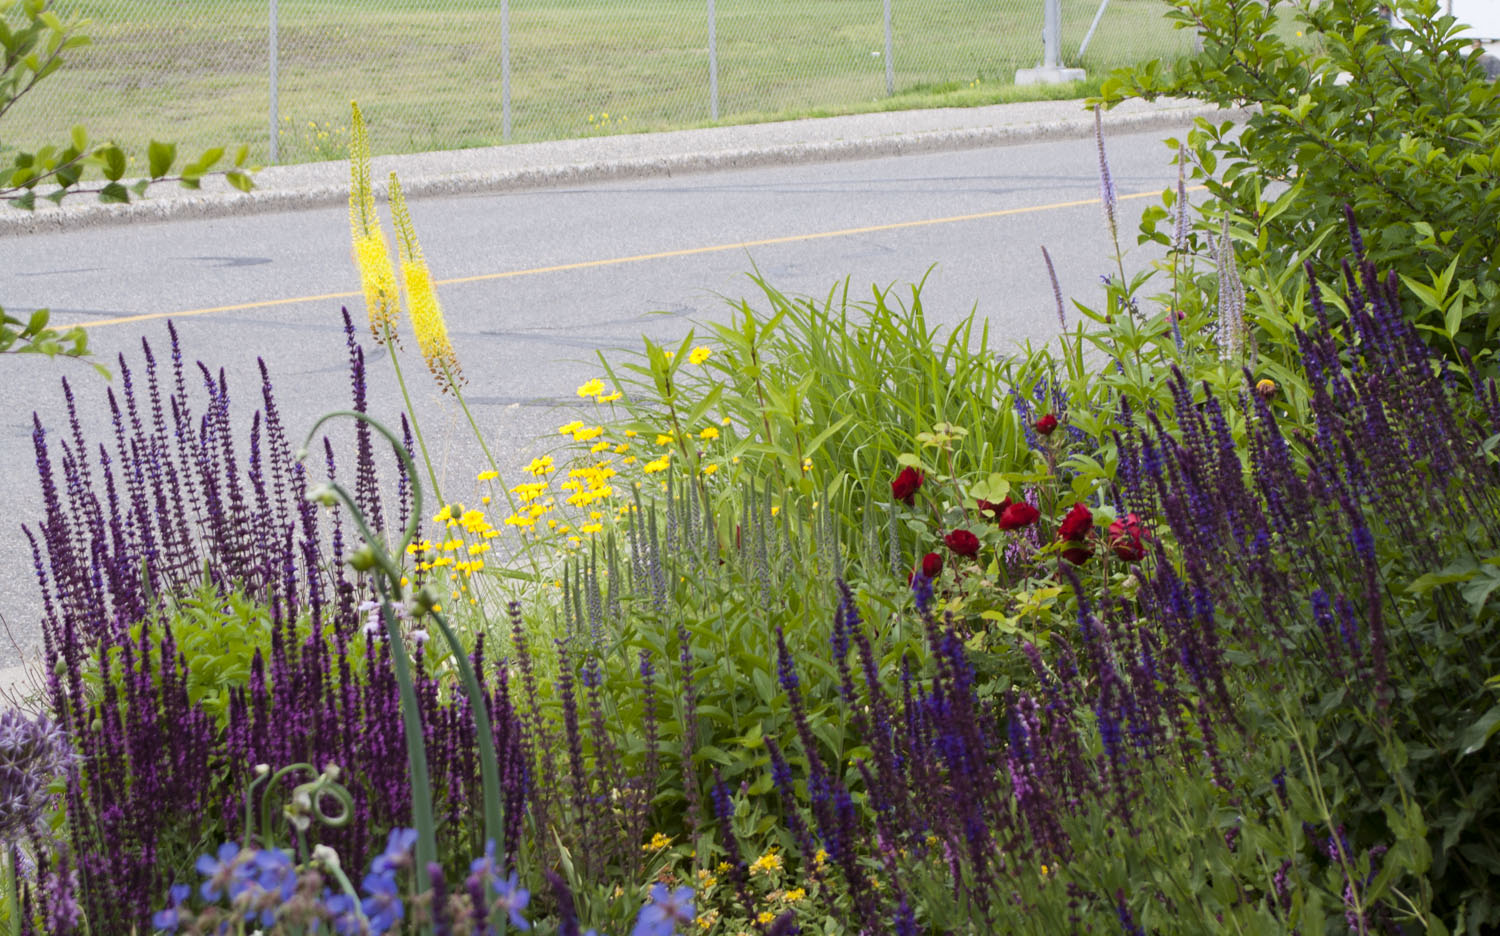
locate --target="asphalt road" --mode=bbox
[0,127,1180,667]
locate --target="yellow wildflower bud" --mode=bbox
[348,103,399,344]
[389,173,462,393]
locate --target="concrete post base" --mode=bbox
[1015,66,1087,85]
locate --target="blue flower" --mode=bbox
[469,839,499,881]
[492,871,532,931]
[361,869,405,934]
[151,884,192,932]
[372,827,419,875]
[323,891,365,936]
[194,842,244,902]
[631,884,694,936]
[243,848,298,924]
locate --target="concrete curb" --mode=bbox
[1,100,1244,237]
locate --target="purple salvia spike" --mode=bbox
[1041,246,1066,331]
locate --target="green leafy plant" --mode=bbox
[2,0,254,209]
[1096,0,1500,356]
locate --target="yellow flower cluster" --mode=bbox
[407,504,496,577]
[563,461,616,507]
[641,832,672,852]
[557,421,604,443]
[524,455,555,476]
[390,174,462,393]
[577,377,623,403]
[348,103,399,343]
[748,850,783,876]
[643,454,671,474]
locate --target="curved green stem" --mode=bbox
[382,322,444,507]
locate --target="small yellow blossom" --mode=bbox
[581,523,603,534]
[699,426,719,441]
[689,346,712,365]
[784,887,806,903]
[624,429,638,438]
[477,470,498,481]
[557,421,583,436]
[643,456,671,474]
[623,456,638,465]
[573,425,604,442]
[802,457,813,472]
[591,441,611,453]
[757,912,775,926]
[749,851,783,876]
[577,378,605,398]
[813,848,827,869]
[614,442,631,454]
[642,832,673,852]
[702,464,718,476]
[597,391,623,403]
[524,455,555,475]
[716,862,732,875]
[721,416,732,426]
[655,434,674,446]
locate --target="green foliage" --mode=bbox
[1,0,254,209]
[0,303,106,377]
[1096,0,1500,355]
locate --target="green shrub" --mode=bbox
[1097,0,1500,356]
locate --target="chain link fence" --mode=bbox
[5,0,1197,165]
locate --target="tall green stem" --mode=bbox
[383,322,443,507]
[443,366,541,581]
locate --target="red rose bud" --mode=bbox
[1108,512,1150,562]
[890,466,923,506]
[1061,543,1093,566]
[1034,414,1059,436]
[921,552,944,578]
[976,497,1011,521]
[944,529,981,558]
[1056,502,1093,542]
[997,501,1040,531]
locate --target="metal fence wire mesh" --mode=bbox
[5,0,1197,165]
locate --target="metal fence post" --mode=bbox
[708,0,719,120]
[883,0,894,95]
[268,0,278,163]
[501,0,511,139]
[1078,0,1111,59]
[1043,0,1060,69]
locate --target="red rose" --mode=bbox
[921,552,943,578]
[1057,502,1093,542]
[997,501,1040,531]
[1061,543,1093,566]
[891,467,923,506]
[976,497,1011,521]
[1034,414,1059,436]
[944,529,981,558]
[1108,512,1150,562]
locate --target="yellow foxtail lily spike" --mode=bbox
[349,102,399,343]
[389,172,463,394]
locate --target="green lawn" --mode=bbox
[6,0,1198,163]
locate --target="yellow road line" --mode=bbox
[75,186,1189,330]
